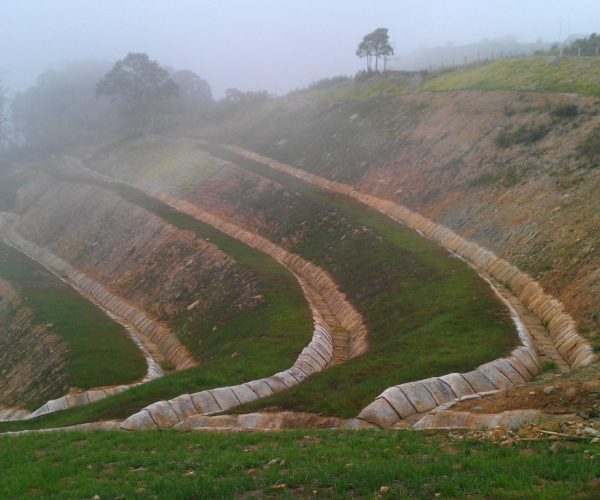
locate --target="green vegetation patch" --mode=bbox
[0,240,146,402]
[422,56,600,96]
[550,103,580,119]
[495,123,550,148]
[577,126,600,167]
[1,430,598,498]
[199,144,517,417]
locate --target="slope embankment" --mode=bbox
[196,83,600,349]
[0,276,67,415]
[226,145,593,368]
[83,134,523,420]
[218,145,593,427]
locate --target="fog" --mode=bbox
[1,0,600,96]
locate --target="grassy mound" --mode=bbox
[423,56,600,96]
[0,240,147,405]
[1,430,597,498]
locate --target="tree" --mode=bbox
[96,53,178,114]
[11,61,118,151]
[224,88,270,104]
[170,70,212,107]
[356,28,394,72]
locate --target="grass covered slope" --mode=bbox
[82,135,518,418]
[0,169,312,432]
[1,430,598,498]
[200,145,517,417]
[196,61,600,348]
[0,240,146,407]
[423,56,600,96]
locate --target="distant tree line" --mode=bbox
[4,52,272,155]
[543,33,600,56]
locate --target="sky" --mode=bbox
[1,0,600,96]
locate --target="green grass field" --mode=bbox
[423,56,600,96]
[0,240,147,406]
[1,430,598,498]
[196,144,518,417]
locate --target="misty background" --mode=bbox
[2,0,600,97]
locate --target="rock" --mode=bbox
[583,427,600,437]
[543,386,556,394]
[500,439,513,447]
[550,442,564,454]
[186,300,199,311]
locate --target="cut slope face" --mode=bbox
[0,237,153,410]
[0,159,319,432]
[0,275,68,411]
[85,134,519,419]
[196,80,600,349]
[218,145,593,427]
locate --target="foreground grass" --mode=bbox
[423,56,600,96]
[1,430,598,498]
[0,171,311,432]
[0,240,146,403]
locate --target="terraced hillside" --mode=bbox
[193,59,600,350]
[0,162,320,430]
[1,57,598,436]
[79,133,522,419]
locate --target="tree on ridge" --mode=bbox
[356,28,394,72]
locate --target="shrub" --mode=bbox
[503,106,516,117]
[307,76,351,92]
[550,103,579,119]
[577,127,600,165]
[495,124,549,148]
